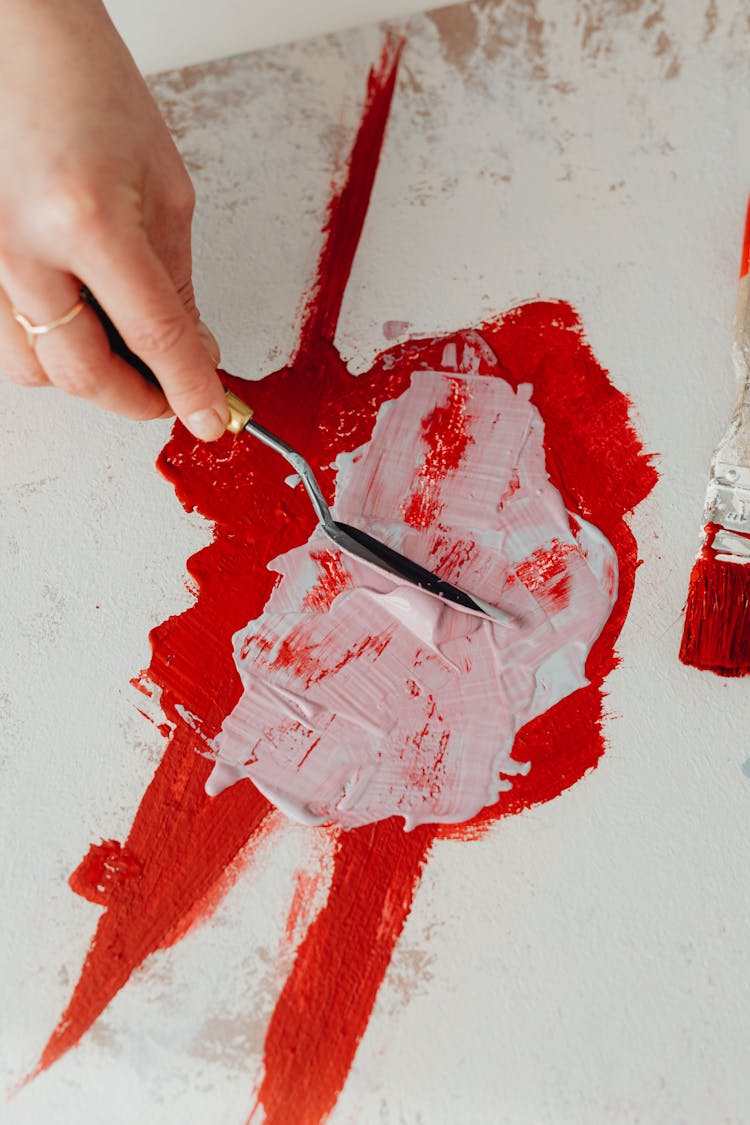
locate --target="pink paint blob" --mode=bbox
[205,336,618,829]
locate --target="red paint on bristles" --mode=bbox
[680,526,750,676]
[679,555,750,676]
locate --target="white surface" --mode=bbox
[104,0,426,73]
[3,2,750,1123]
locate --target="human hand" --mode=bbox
[0,0,228,440]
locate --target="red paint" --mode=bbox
[740,193,750,279]
[401,378,475,528]
[499,468,521,508]
[303,550,354,612]
[680,522,750,676]
[68,840,141,906]
[35,33,657,1125]
[429,535,478,580]
[514,539,577,593]
[253,822,433,1125]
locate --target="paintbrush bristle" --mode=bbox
[680,554,750,676]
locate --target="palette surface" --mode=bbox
[2,3,750,1123]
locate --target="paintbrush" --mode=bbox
[679,197,750,675]
[83,289,513,626]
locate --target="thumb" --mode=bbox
[196,318,221,367]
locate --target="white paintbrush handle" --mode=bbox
[715,198,750,474]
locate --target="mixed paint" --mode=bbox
[30,38,656,1123]
[206,352,619,830]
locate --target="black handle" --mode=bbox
[80,287,160,386]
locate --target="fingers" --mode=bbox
[0,261,171,420]
[73,227,228,441]
[0,169,224,436]
[0,281,52,386]
[197,320,221,366]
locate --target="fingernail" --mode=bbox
[197,320,221,366]
[187,407,226,441]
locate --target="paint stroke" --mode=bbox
[250,307,656,1124]
[206,355,618,830]
[32,37,658,1125]
[32,33,407,1086]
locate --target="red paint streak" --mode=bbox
[428,535,477,582]
[294,37,404,358]
[515,539,577,593]
[269,626,392,688]
[303,550,354,612]
[297,734,323,770]
[499,467,520,508]
[284,867,329,948]
[740,193,750,279]
[401,378,475,529]
[254,822,433,1125]
[402,702,450,803]
[545,573,572,609]
[34,33,658,1125]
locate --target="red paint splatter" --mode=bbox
[33,33,657,1125]
[401,378,474,529]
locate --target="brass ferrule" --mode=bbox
[224,389,254,434]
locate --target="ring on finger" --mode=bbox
[12,295,86,349]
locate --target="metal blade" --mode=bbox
[237,414,513,625]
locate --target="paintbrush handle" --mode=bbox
[732,198,750,386]
[715,199,750,474]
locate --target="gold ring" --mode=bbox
[12,297,86,349]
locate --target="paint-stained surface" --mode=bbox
[206,359,622,830]
[2,3,750,1124]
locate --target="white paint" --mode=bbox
[4,3,750,1124]
[207,355,617,829]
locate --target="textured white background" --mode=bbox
[2,2,750,1123]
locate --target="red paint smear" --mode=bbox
[68,840,141,907]
[254,822,433,1125]
[303,550,354,612]
[268,625,392,688]
[740,193,750,279]
[284,866,328,947]
[34,33,658,1125]
[401,378,475,528]
[499,467,520,508]
[514,539,577,593]
[429,535,477,580]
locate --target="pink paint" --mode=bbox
[205,345,619,829]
